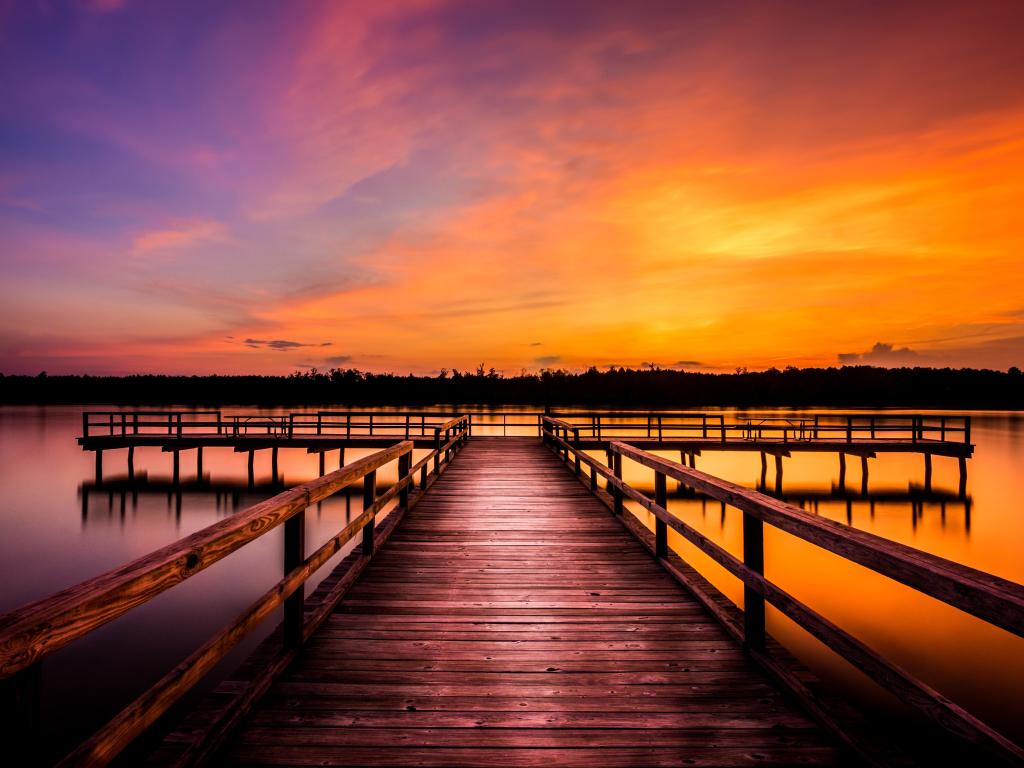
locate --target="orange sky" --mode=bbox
[1,0,1023,374]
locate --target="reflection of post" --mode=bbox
[924,454,932,492]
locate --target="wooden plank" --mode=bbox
[190,439,841,767]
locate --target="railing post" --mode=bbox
[362,470,377,556]
[654,471,668,559]
[398,452,411,509]
[283,509,306,647]
[612,451,623,516]
[742,510,765,650]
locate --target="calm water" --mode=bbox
[1,405,1022,758]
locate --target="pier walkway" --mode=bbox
[201,438,837,766]
[0,414,1020,767]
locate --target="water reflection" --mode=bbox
[79,475,360,528]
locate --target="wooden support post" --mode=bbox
[398,452,411,509]
[838,453,846,491]
[95,450,103,484]
[654,471,668,559]
[573,429,581,475]
[742,511,766,650]
[196,447,203,478]
[247,450,255,487]
[283,509,305,647]
[271,447,279,483]
[958,456,968,498]
[172,451,180,485]
[612,452,623,516]
[362,470,377,556]
[127,446,135,481]
[924,453,933,492]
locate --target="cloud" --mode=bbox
[242,338,331,351]
[132,219,229,255]
[839,342,920,366]
[534,355,561,366]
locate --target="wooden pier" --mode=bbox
[1,412,1020,767]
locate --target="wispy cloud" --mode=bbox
[242,339,332,351]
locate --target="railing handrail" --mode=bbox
[608,441,1022,636]
[2,415,473,765]
[540,419,1020,763]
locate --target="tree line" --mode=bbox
[1,365,1021,407]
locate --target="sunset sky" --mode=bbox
[2,0,1023,375]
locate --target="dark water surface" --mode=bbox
[1,405,1021,758]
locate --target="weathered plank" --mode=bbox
[197,439,842,767]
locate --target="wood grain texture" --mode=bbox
[210,438,842,767]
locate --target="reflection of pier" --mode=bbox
[78,474,364,524]
[676,484,973,531]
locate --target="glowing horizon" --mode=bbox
[2,0,1023,376]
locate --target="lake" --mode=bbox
[1,404,1022,761]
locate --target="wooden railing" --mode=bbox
[82,409,972,446]
[81,410,545,439]
[0,417,470,766]
[546,411,971,445]
[541,417,1022,764]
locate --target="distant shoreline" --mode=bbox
[1,366,1021,409]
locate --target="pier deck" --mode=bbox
[206,438,838,766]
[2,414,1020,767]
